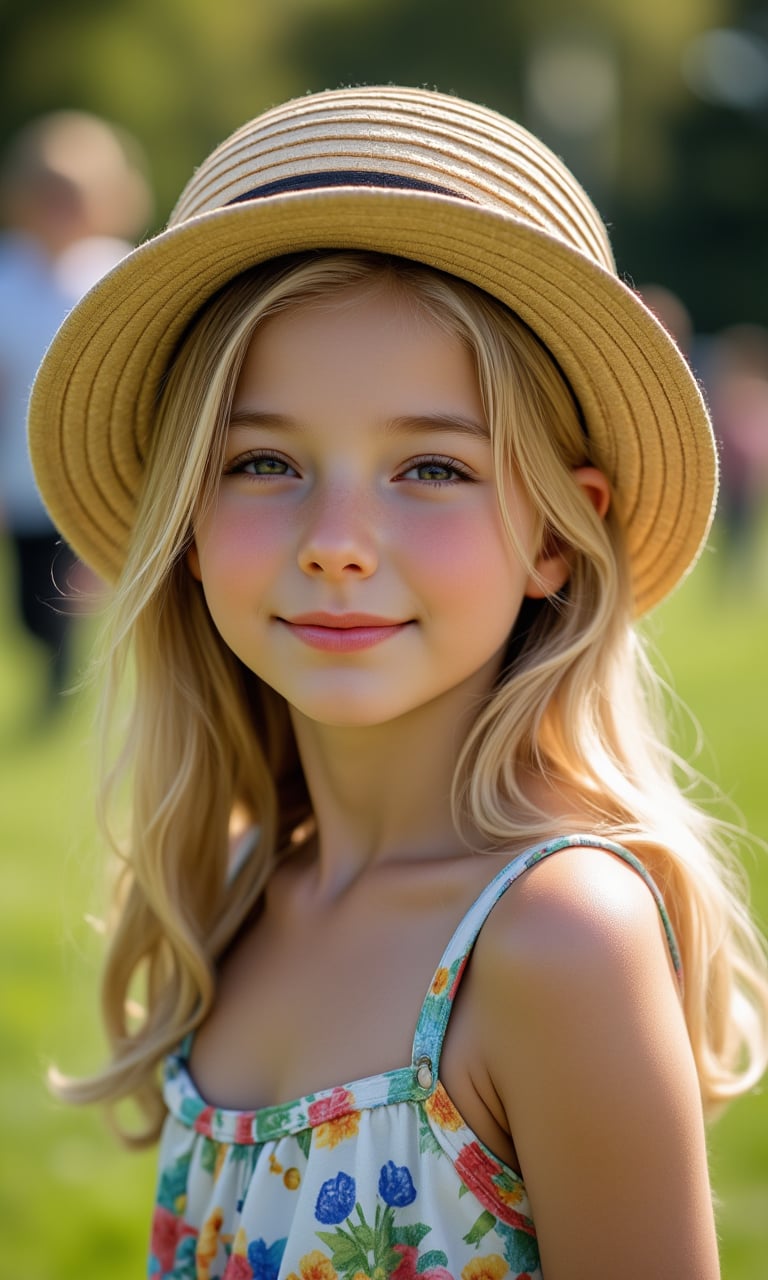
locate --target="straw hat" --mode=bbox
[28,85,716,613]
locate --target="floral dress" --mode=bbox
[150,835,681,1280]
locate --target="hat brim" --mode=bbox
[28,185,716,613]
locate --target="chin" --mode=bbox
[299,703,408,730]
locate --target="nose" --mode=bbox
[297,484,378,580]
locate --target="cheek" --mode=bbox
[398,507,525,603]
[194,502,288,582]
[191,506,293,635]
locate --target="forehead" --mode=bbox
[231,280,485,425]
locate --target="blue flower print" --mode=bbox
[248,1237,288,1280]
[315,1170,357,1224]
[378,1160,417,1207]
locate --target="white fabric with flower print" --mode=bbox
[151,836,682,1280]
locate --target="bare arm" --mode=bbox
[473,846,720,1280]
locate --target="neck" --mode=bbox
[289,676,492,900]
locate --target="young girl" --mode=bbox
[30,86,768,1280]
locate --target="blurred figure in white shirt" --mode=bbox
[0,110,151,722]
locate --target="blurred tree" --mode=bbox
[645,1,768,331]
[1,0,765,329]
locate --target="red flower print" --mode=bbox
[391,1245,419,1280]
[308,1087,355,1126]
[455,1141,500,1186]
[235,1111,256,1143]
[223,1254,254,1279]
[194,1105,216,1138]
[454,1144,535,1233]
[150,1205,197,1274]
[449,957,468,1000]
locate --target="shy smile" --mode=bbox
[278,612,411,652]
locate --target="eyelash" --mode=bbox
[398,455,475,486]
[224,449,298,478]
[223,450,475,486]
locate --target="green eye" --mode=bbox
[401,456,472,485]
[247,456,290,475]
[415,462,454,482]
[226,451,298,478]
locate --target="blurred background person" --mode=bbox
[705,324,768,590]
[638,287,768,592]
[0,110,151,725]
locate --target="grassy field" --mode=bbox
[1,529,766,1279]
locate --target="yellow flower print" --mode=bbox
[495,1180,524,1207]
[283,1166,301,1190]
[314,1110,361,1150]
[231,1227,248,1257]
[196,1207,225,1280]
[287,1250,338,1280]
[214,1143,230,1181]
[269,1152,284,1174]
[431,966,450,995]
[461,1255,508,1280]
[425,1083,463,1130]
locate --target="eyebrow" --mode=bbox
[227,409,490,440]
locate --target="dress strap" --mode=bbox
[410,834,682,1089]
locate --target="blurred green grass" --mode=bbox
[1,528,766,1279]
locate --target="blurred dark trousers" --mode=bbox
[9,531,76,692]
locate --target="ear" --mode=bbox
[186,540,202,582]
[524,466,610,600]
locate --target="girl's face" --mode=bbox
[188,282,553,729]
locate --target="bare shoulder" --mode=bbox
[477,842,676,990]
[468,844,720,1279]
[471,844,687,1112]
[471,843,685,1089]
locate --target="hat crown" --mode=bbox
[170,85,615,274]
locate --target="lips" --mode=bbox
[285,611,404,628]
[278,611,410,652]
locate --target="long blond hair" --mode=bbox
[52,251,768,1143]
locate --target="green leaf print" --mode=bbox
[391,1223,431,1248]
[231,1139,260,1165]
[463,1210,497,1246]
[315,1190,427,1280]
[155,1153,192,1211]
[377,1243,403,1275]
[316,1227,371,1276]
[296,1127,313,1159]
[352,1203,375,1252]
[173,1236,198,1280]
[416,1250,449,1271]
[200,1136,219,1175]
[417,1109,444,1157]
[373,1206,399,1273]
[256,1105,298,1140]
[385,1069,415,1105]
[497,1222,540,1274]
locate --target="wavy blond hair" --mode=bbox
[52,251,768,1143]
